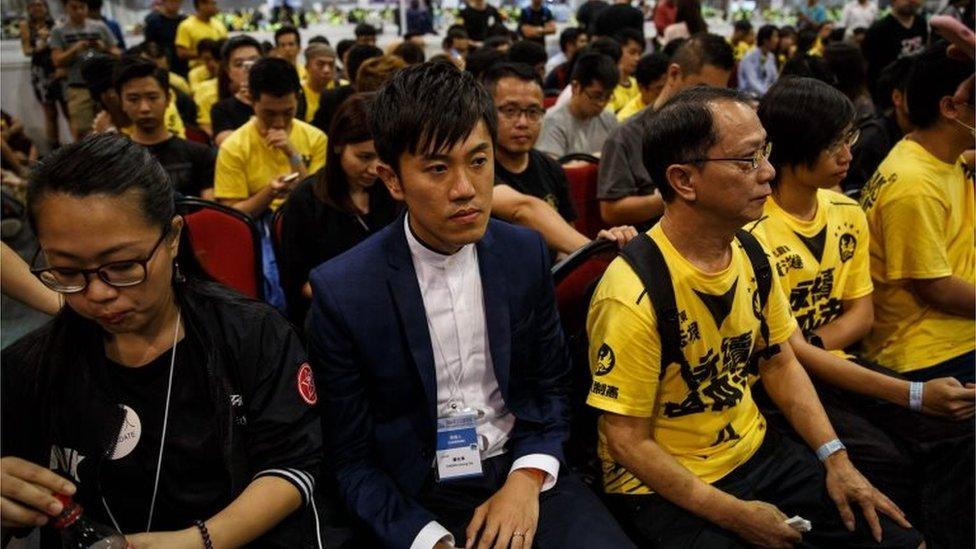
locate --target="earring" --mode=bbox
[174,260,185,283]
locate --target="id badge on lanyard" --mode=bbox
[435,409,484,481]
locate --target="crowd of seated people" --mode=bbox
[0,3,973,548]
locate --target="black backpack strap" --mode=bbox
[735,229,780,367]
[619,233,690,379]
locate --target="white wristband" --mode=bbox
[815,438,846,462]
[909,381,924,412]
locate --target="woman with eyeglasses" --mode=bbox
[278,93,398,327]
[748,76,974,543]
[0,135,337,548]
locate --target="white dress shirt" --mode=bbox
[404,216,560,549]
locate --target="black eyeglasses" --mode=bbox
[682,141,773,171]
[30,229,170,294]
[497,105,546,122]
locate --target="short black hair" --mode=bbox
[484,35,513,51]
[634,52,668,87]
[587,36,622,63]
[345,44,383,84]
[781,52,835,84]
[220,34,261,61]
[905,42,972,129]
[672,33,735,74]
[571,52,619,91]
[248,57,300,100]
[114,56,169,96]
[559,27,584,54]
[197,38,219,57]
[274,25,301,46]
[308,35,330,45]
[613,28,645,52]
[370,62,497,173]
[822,42,867,104]
[873,55,914,111]
[464,47,508,79]
[355,23,378,37]
[662,37,686,58]
[403,31,423,42]
[642,86,751,201]
[27,134,174,233]
[482,62,541,95]
[758,76,855,177]
[509,40,548,67]
[80,53,118,100]
[757,24,778,48]
[733,19,753,34]
[392,41,426,65]
[336,38,356,59]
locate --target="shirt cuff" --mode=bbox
[410,521,454,549]
[510,454,560,492]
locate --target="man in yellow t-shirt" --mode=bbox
[215,57,326,218]
[588,86,919,548]
[608,28,644,114]
[187,38,220,92]
[273,25,308,82]
[301,43,341,123]
[175,0,227,69]
[616,52,668,122]
[859,45,975,383]
[751,77,975,543]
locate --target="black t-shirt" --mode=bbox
[97,332,229,533]
[279,176,400,326]
[518,6,554,46]
[842,113,902,196]
[862,14,928,94]
[210,97,253,137]
[144,137,215,197]
[144,11,187,76]
[494,149,578,223]
[593,4,645,38]
[460,4,502,42]
[577,0,609,34]
[310,85,355,135]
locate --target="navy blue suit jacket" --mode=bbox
[306,214,572,548]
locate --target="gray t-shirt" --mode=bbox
[50,19,117,86]
[537,103,618,159]
[597,108,656,200]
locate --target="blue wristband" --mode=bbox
[909,381,924,412]
[816,439,846,462]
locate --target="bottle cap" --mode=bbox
[52,494,82,530]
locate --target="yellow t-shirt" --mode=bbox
[747,190,873,337]
[302,81,321,123]
[610,77,639,114]
[296,63,308,83]
[188,65,213,91]
[734,40,751,61]
[120,95,186,139]
[169,72,192,96]
[175,16,228,68]
[586,224,798,494]
[214,118,327,210]
[616,94,648,122]
[193,78,219,126]
[859,139,975,372]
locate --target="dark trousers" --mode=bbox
[904,350,975,384]
[756,361,975,549]
[606,430,923,549]
[417,454,636,548]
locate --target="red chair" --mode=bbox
[560,153,607,240]
[178,197,264,300]
[551,238,619,479]
[184,126,212,147]
[543,88,561,110]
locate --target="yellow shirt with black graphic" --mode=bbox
[747,190,873,345]
[214,117,327,211]
[859,139,975,372]
[174,16,228,69]
[610,77,639,114]
[586,224,798,494]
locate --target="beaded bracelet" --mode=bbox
[194,519,214,549]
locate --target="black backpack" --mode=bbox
[618,229,779,380]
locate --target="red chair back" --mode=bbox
[560,154,606,240]
[551,239,619,477]
[543,95,558,109]
[179,198,263,299]
[184,126,212,146]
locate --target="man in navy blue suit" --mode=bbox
[306,63,635,549]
